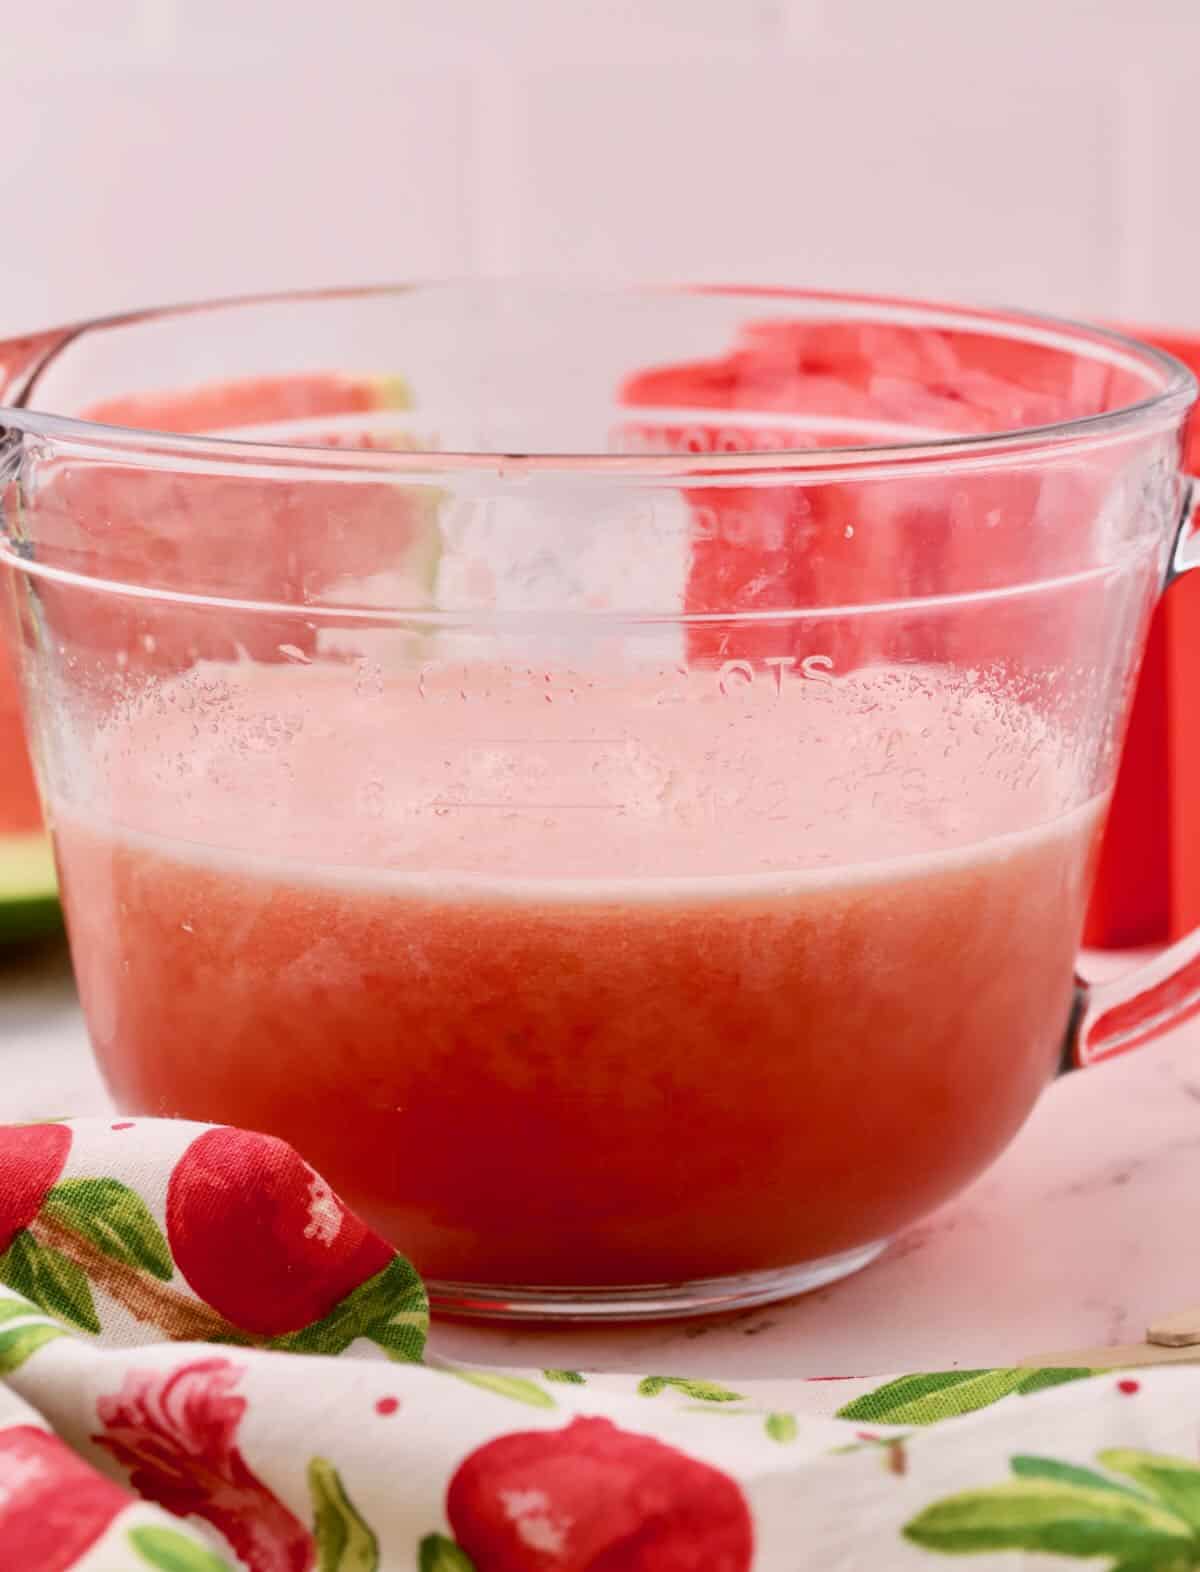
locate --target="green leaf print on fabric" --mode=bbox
[0,1293,70,1368]
[0,1319,68,1371]
[765,1412,799,1443]
[637,1376,745,1403]
[905,1449,1200,1566]
[1010,1455,1148,1497]
[1100,1452,1200,1537]
[0,1296,49,1326]
[838,1367,1094,1426]
[43,1178,174,1280]
[418,1532,477,1571]
[270,1257,427,1362]
[0,1228,100,1333]
[543,1369,587,1384]
[445,1369,557,1409]
[1017,1368,1101,1398]
[309,1456,379,1572]
[130,1523,236,1571]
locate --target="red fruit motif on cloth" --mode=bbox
[166,1127,394,1337]
[94,1356,313,1572]
[0,1423,130,1572]
[446,1415,754,1572]
[0,1124,72,1253]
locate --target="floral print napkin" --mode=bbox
[2,1116,1197,1572]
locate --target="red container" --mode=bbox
[1085,329,1200,947]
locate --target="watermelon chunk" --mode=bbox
[620,319,1128,672]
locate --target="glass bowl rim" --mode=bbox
[0,280,1193,483]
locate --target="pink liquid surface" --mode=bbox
[53,660,1102,1287]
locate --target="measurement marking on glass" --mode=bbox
[467,738,628,747]
[430,800,623,811]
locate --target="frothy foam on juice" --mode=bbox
[62,656,1091,887]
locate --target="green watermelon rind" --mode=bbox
[0,833,61,942]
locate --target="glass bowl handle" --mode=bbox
[1065,474,1200,1070]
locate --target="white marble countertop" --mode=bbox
[3,935,1196,1381]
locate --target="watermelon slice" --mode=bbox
[1,370,439,939]
[0,627,59,942]
[0,831,59,941]
[27,369,441,683]
[84,371,411,434]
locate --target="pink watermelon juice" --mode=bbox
[53,659,1101,1287]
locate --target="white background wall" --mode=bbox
[1,0,1198,336]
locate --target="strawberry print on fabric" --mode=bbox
[428,1415,754,1571]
